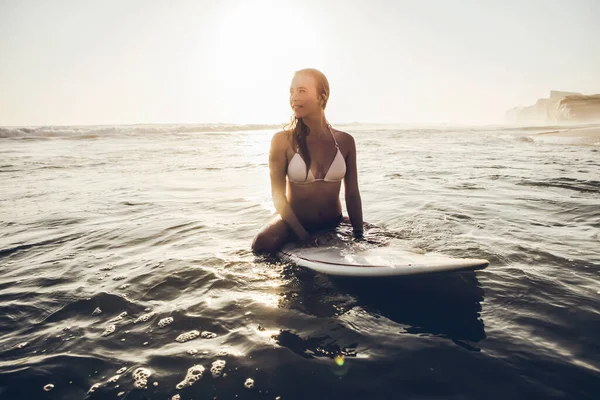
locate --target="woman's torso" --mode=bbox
[284,129,346,231]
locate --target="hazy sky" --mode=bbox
[1,0,599,126]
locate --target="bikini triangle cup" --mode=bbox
[287,125,346,184]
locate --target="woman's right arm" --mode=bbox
[269,131,309,241]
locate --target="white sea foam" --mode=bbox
[88,383,101,393]
[210,360,226,378]
[176,365,205,389]
[132,367,152,389]
[102,325,116,337]
[176,330,200,343]
[108,312,127,323]
[134,312,155,323]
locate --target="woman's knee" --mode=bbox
[251,222,288,253]
[251,231,277,253]
[251,232,268,253]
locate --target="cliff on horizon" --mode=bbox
[505,91,600,124]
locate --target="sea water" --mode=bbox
[0,123,598,399]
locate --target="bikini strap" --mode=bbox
[328,123,339,149]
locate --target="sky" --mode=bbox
[1,0,599,126]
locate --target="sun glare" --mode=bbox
[209,0,327,123]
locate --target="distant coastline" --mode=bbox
[506,91,600,125]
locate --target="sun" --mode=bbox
[208,0,327,123]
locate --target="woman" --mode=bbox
[251,68,363,253]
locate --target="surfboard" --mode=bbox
[278,241,489,277]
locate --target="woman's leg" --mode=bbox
[251,215,293,254]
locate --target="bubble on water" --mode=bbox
[117,392,125,397]
[102,325,116,337]
[113,275,126,281]
[171,395,181,400]
[109,312,128,323]
[118,284,130,289]
[143,342,149,346]
[43,384,54,391]
[201,331,217,339]
[176,330,200,343]
[132,367,152,389]
[187,349,198,355]
[217,347,243,357]
[92,307,102,316]
[175,365,205,390]
[276,397,281,400]
[16,342,28,349]
[107,375,120,383]
[158,317,173,328]
[117,367,127,374]
[88,383,102,393]
[153,381,158,386]
[134,312,154,323]
[244,378,254,389]
[210,360,226,378]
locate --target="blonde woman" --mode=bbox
[252,68,364,253]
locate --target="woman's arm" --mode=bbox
[269,131,310,240]
[343,134,364,236]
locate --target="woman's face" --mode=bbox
[289,73,322,119]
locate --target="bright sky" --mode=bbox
[1,0,599,126]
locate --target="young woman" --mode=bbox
[251,68,363,253]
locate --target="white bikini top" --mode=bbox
[287,126,346,184]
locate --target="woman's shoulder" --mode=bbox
[272,129,290,140]
[331,128,356,148]
[271,130,293,151]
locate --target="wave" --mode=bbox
[0,123,286,139]
[518,177,600,194]
[3,122,556,139]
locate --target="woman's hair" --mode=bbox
[284,68,330,178]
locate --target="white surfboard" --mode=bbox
[278,242,489,277]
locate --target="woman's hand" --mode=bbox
[298,234,320,248]
[353,229,364,241]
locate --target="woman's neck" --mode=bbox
[301,114,329,139]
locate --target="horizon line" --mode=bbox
[1,120,524,129]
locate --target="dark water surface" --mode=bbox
[1,124,599,399]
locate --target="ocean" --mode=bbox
[0,123,598,399]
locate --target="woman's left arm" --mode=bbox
[343,134,364,237]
